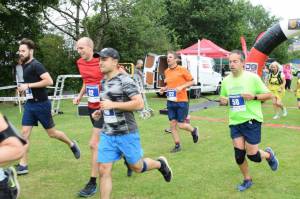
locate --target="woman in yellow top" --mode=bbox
[267,61,287,119]
[295,74,300,109]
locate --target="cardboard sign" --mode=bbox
[288,19,300,30]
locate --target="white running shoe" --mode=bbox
[282,108,287,117]
[273,114,280,119]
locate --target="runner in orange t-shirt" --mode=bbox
[159,51,199,153]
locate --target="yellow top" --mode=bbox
[296,79,300,98]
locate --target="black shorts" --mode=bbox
[229,119,261,145]
[88,108,104,129]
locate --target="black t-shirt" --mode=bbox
[23,59,49,102]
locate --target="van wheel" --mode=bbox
[214,85,221,95]
[190,88,201,98]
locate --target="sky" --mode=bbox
[249,0,299,20]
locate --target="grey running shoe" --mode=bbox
[5,166,20,198]
[164,128,172,134]
[71,140,81,159]
[157,156,172,182]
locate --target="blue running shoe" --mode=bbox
[265,147,279,171]
[237,179,253,191]
[15,164,28,175]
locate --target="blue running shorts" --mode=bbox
[167,101,188,123]
[97,131,144,164]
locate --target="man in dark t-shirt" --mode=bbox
[15,38,81,175]
[92,48,173,199]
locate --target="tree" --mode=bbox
[37,34,76,77]
[162,0,278,51]
[85,0,175,61]
[42,0,110,49]
[104,0,173,61]
[36,34,80,90]
[288,49,300,62]
[163,0,239,49]
[0,0,52,88]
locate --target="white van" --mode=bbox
[143,53,222,98]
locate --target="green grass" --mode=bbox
[0,81,300,199]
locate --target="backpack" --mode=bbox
[269,71,283,85]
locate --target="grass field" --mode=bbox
[0,81,300,199]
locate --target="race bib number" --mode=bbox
[25,88,33,99]
[103,109,118,123]
[86,85,100,103]
[229,94,246,112]
[166,89,177,102]
[245,62,258,74]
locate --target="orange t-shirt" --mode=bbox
[164,65,193,102]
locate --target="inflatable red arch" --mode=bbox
[245,19,300,76]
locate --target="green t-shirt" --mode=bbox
[220,71,270,125]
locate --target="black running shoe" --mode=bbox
[78,182,97,197]
[70,140,81,159]
[124,160,133,177]
[170,145,181,153]
[157,156,172,182]
[191,127,199,143]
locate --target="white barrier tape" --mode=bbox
[141,88,195,93]
[0,88,162,102]
[0,85,17,90]
[0,95,88,102]
[0,97,26,101]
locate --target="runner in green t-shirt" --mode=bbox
[220,50,279,192]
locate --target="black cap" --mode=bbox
[93,48,120,60]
